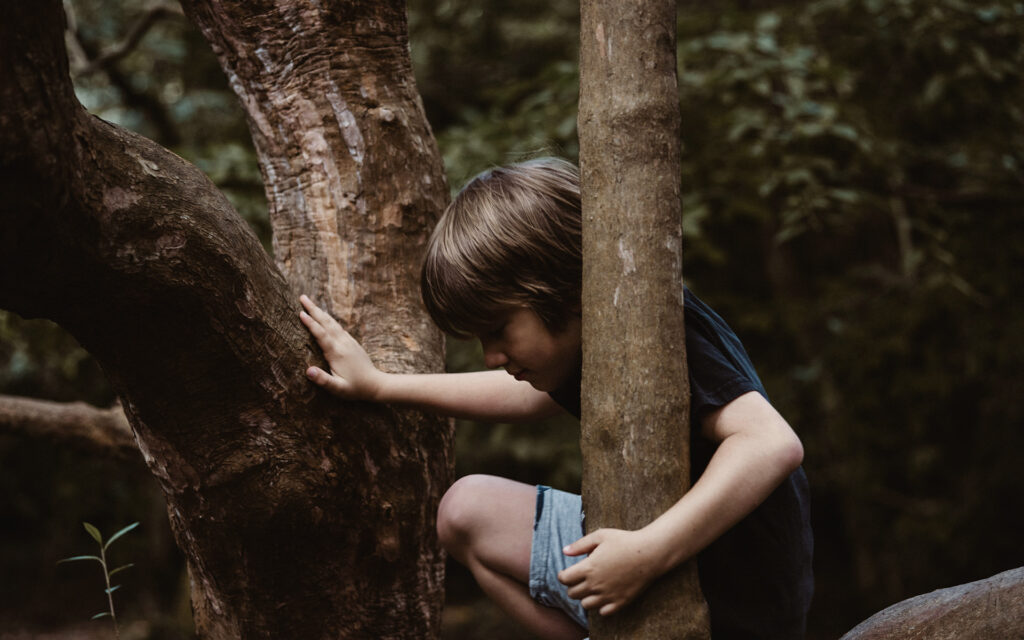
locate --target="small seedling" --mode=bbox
[58,521,139,640]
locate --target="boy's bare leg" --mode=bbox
[438,474,587,640]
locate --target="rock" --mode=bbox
[841,566,1024,640]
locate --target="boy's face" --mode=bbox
[477,306,581,392]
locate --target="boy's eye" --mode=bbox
[479,321,506,341]
[486,324,504,339]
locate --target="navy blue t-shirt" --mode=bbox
[549,288,814,639]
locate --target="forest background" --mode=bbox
[1,0,1021,638]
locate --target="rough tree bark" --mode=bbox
[578,0,711,638]
[0,1,452,638]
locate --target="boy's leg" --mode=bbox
[437,474,587,640]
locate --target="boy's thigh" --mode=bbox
[439,474,537,581]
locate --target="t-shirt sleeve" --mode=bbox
[547,290,768,424]
[683,289,768,423]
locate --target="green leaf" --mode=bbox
[83,522,103,544]
[829,188,861,204]
[830,124,859,141]
[108,563,135,577]
[104,522,140,550]
[91,612,111,620]
[57,555,103,565]
[755,12,781,32]
[923,76,945,105]
[105,585,121,594]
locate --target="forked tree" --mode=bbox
[1,0,453,637]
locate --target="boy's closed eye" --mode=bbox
[482,323,506,341]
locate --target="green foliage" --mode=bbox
[0,311,113,405]
[408,0,580,186]
[69,0,269,247]
[58,522,140,638]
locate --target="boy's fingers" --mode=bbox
[598,602,619,616]
[299,295,320,316]
[563,532,600,556]
[580,594,609,612]
[302,296,344,330]
[299,310,323,333]
[565,579,589,599]
[558,562,585,586]
[307,367,348,395]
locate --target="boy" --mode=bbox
[298,158,813,639]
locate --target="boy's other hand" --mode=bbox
[558,528,664,616]
[298,295,385,400]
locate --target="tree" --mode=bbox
[578,0,710,638]
[0,0,453,637]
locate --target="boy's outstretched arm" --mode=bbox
[298,295,563,422]
[557,391,803,616]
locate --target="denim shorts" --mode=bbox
[529,485,589,629]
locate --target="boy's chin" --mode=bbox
[525,373,567,393]
[527,380,552,392]
[516,373,551,392]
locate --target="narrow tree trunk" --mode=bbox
[578,1,710,638]
[0,1,452,637]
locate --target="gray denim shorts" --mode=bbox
[529,485,589,630]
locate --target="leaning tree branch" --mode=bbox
[0,394,139,461]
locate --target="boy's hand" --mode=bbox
[298,295,386,400]
[557,528,665,616]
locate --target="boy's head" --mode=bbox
[421,157,582,339]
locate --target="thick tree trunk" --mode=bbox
[0,1,452,638]
[178,0,448,360]
[578,1,710,638]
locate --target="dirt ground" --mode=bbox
[0,604,534,640]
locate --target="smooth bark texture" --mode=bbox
[578,1,710,638]
[0,1,452,638]
[840,567,1024,640]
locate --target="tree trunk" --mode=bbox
[0,1,452,638]
[578,1,710,638]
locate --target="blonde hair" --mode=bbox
[421,158,582,337]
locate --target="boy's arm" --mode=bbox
[298,295,563,422]
[557,391,803,615]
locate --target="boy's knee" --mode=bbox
[436,474,497,558]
